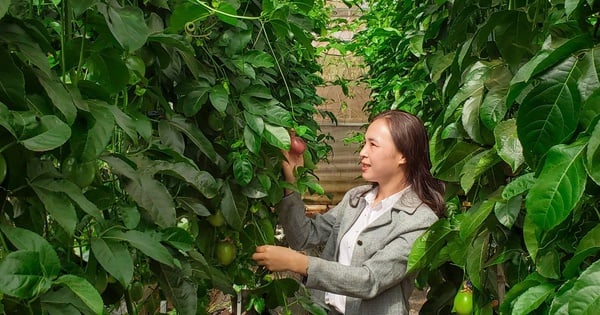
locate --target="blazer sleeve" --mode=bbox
[275,190,353,251]
[304,205,438,299]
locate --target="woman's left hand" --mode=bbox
[252,245,309,275]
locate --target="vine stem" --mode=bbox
[191,0,261,20]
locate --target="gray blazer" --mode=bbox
[276,185,438,315]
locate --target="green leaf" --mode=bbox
[444,62,490,123]
[244,111,265,135]
[465,230,490,290]
[0,47,26,108]
[32,185,77,235]
[148,159,218,199]
[161,227,195,252]
[433,141,483,182]
[564,224,600,278]
[54,275,104,315]
[105,230,176,267]
[480,66,511,130]
[209,84,229,112]
[264,106,293,129]
[554,259,600,314]
[33,69,77,125]
[511,283,556,315]
[150,261,197,315]
[459,149,501,193]
[536,249,561,279]
[233,156,254,186]
[502,172,535,200]
[177,197,211,216]
[169,1,209,31]
[20,115,71,151]
[523,215,541,261]
[494,195,522,229]
[577,46,600,103]
[125,174,176,228]
[407,219,453,273]
[72,101,115,162]
[177,80,210,117]
[0,24,52,76]
[221,181,244,231]
[108,106,147,146]
[508,35,591,105]
[517,56,581,165]
[526,141,587,230]
[86,50,129,94]
[41,287,95,315]
[246,50,275,68]
[0,225,61,278]
[215,2,240,27]
[494,119,524,172]
[501,273,547,314]
[586,119,600,185]
[98,0,149,52]
[159,120,185,154]
[0,251,54,298]
[90,237,134,287]
[580,89,600,131]
[461,81,488,145]
[459,199,496,241]
[0,0,8,19]
[263,123,291,150]
[168,115,219,162]
[32,179,101,219]
[244,126,261,154]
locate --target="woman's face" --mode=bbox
[359,118,406,185]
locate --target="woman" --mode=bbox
[252,110,445,315]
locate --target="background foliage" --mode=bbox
[344,0,600,314]
[0,0,332,314]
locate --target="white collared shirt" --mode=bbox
[324,187,407,313]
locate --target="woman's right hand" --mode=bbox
[281,149,304,183]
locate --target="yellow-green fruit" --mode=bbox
[453,289,473,315]
[207,210,226,227]
[216,241,237,266]
[129,281,144,301]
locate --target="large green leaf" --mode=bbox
[444,62,490,123]
[500,273,547,314]
[159,120,185,154]
[554,259,600,314]
[459,149,501,193]
[20,115,71,151]
[125,174,176,228]
[494,195,522,229]
[0,251,54,298]
[577,47,600,102]
[98,0,149,52]
[150,261,197,315]
[176,80,211,117]
[523,215,541,261]
[33,69,77,125]
[0,225,61,278]
[31,179,101,219]
[209,83,229,112]
[502,172,535,200]
[168,115,219,162]
[41,287,95,315]
[580,89,600,130]
[433,141,483,182]
[0,47,26,108]
[586,119,600,185]
[86,49,129,94]
[510,283,557,315]
[105,230,176,267]
[169,1,209,31]
[32,185,78,235]
[0,0,8,19]
[407,219,453,273]
[0,23,51,76]
[146,159,218,198]
[176,197,211,216]
[459,199,496,241]
[480,66,511,130]
[90,237,134,287]
[71,101,115,162]
[563,224,600,278]
[508,35,591,106]
[494,119,524,172]
[263,123,291,150]
[233,155,254,186]
[526,141,587,230]
[54,275,103,315]
[517,57,581,165]
[465,230,490,290]
[220,181,245,231]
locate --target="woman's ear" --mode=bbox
[398,154,407,165]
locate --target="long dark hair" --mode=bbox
[371,110,446,217]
